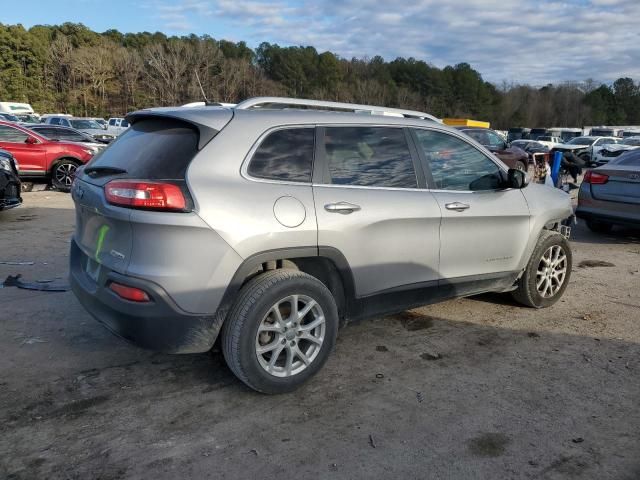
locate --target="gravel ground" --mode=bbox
[1,190,639,480]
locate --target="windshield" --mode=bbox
[1,113,19,122]
[567,137,594,146]
[70,119,103,130]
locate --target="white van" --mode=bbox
[0,102,34,116]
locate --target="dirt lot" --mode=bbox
[1,190,639,480]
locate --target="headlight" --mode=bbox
[0,157,12,172]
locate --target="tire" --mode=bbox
[586,220,613,234]
[221,269,338,394]
[51,159,80,191]
[512,231,572,308]
[515,160,527,172]
[579,153,591,165]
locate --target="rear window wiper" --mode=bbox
[84,166,128,177]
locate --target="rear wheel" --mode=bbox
[221,269,338,394]
[51,159,79,191]
[586,220,613,234]
[512,231,572,308]
[515,160,527,172]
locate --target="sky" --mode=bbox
[2,0,640,85]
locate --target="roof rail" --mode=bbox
[234,97,441,123]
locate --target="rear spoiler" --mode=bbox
[126,107,234,150]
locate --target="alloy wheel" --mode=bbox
[536,245,567,298]
[255,294,326,377]
[55,163,77,187]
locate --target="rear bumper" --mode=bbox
[70,239,223,353]
[575,208,640,228]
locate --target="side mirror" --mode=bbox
[25,136,38,145]
[507,168,529,189]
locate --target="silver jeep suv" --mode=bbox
[70,97,574,393]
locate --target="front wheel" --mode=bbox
[512,231,572,308]
[221,269,338,394]
[51,160,79,191]
[515,160,527,173]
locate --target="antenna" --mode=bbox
[194,69,209,103]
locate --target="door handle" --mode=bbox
[445,202,470,212]
[324,202,361,214]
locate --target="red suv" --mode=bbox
[0,120,94,190]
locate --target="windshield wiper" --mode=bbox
[84,166,127,177]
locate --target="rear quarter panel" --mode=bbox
[187,113,318,259]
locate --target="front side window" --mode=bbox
[248,128,314,182]
[413,129,502,191]
[0,125,29,143]
[49,118,60,125]
[323,126,416,188]
[109,119,116,126]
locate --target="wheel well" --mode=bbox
[239,256,351,322]
[49,157,81,175]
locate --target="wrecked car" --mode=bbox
[0,148,21,210]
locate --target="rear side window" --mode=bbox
[86,118,199,179]
[248,128,314,182]
[50,118,60,125]
[323,126,416,188]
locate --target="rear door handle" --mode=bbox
[445,202,470,212]
[324,202,361,214]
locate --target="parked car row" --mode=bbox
[0,120,95,190]
[43,116,116,143]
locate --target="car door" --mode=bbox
[0,125,47,174]
[411,128,531,292]
[312,125,441,298]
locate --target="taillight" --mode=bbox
[583,170,609,184]
[105,180,186,211]
[109,282,150,302]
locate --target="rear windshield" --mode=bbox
[86,118,199,179]
[613,151,640,166]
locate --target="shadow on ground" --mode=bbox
[1,302,639,480]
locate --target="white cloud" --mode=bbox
[153,0,640,84]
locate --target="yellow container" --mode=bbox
[443,118,490,128]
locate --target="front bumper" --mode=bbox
[70,239,223,353]
[0,171,22,210]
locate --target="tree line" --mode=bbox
[1,22,639,129]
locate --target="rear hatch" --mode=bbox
[591,163,640,205]
[72,109,233,274]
